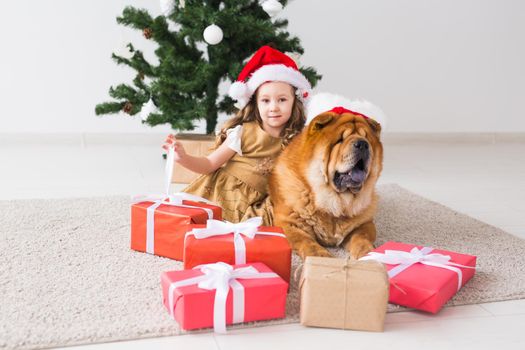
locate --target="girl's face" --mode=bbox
[256,81,295,135]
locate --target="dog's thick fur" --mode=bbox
[269,111,383,260]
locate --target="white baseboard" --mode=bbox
[1,132,524,146]
[0,133,168,147]
[382,132,525,144]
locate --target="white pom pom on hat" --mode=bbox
[228,45,312,109]
[305,92,387,129]
[229,80,250,109]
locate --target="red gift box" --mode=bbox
[131,194,222,260]
[161,262,288,332]
[183,218,292,282]
[362,241,476,313]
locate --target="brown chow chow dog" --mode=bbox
[269,105,383,260]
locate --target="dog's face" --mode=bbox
[307,112,383,195]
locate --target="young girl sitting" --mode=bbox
[162,46,312,225]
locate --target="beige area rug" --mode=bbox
[1,184,525,350]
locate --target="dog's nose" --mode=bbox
[354,140,369,150]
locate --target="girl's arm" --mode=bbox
[162,134,236,175]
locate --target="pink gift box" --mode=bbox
[161,262,288,331]
[369,241,476,313]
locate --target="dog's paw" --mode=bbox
[349,240,374,260]
[299,245,333,260]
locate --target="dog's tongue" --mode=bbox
[351,168,366,183]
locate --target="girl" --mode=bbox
[162,46,312,225]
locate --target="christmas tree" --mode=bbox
[95,0,321,134]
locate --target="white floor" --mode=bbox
[1,134,524,350]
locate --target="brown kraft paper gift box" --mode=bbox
[300,256,389,332]
[171,135,215,184]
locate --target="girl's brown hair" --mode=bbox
[215,86,306,148]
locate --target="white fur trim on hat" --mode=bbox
[306,92,388,128]
[228,64,312,110]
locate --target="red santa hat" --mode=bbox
[306,92,388,128]
[228,45,312,109]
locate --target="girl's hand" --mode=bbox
[162,133,236,174]
[162,134,187,161]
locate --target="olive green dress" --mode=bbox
[183,121,282,226]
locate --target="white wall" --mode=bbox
[0,0,170,134]
[284,0,525,132]
[1,0,524,133]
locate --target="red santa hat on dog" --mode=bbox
[306,92,388,128]
[228,46,312,109]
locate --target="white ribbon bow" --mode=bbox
[360,246,474,291]
[167,262,278,333]
[132,148,217,254]
[186,217,286,264]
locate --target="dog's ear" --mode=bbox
[308,113,334,135]
[365,117,381,135]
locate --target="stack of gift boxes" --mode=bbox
[131,193,290,332]
[130,192,477,333]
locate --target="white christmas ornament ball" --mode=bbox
[203,24,223,45]
[159,0,174,16]
[262,0,283,17]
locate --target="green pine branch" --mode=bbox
[96,0,322,134]
[95,102,124,115]
[108,84,138,100]
[117,7,153,30]
[301,67,323,88]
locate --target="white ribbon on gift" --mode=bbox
[131,147,217,254]
[165,144,176,195]
[185,217,286,264]
[360,246,475,291]
[167,262,279,333]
